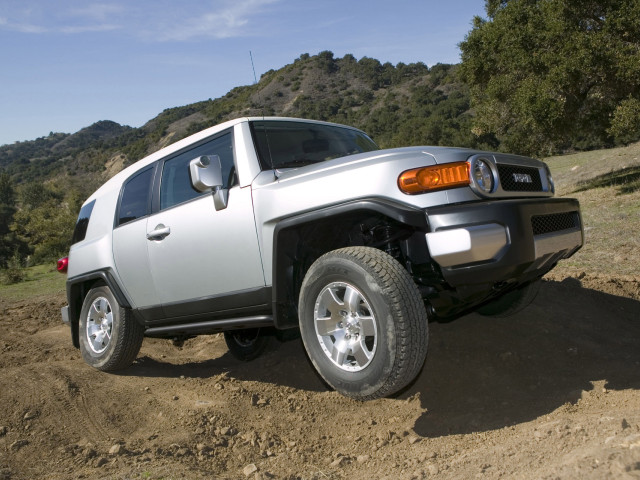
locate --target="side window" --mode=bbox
[71,200,95,245]
[160,132,235,211]
[117,167,154,226]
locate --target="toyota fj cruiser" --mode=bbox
[59,117,583,399]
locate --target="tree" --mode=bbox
[459,0,640,156]
[0,172,28,268]
[12,197,76,264]
[8,183,77,265]
[18,181,59,209]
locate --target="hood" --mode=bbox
[264,146,484,185]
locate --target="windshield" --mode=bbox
[250,120,379,170]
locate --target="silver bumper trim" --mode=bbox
[534,229,583,259]
[426,224,508,268]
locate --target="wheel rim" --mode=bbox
[86,296,113,354]
[313,282,377,372]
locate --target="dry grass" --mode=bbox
[547,141,640,196]
[0,264,66,303]
[546,141,640,278]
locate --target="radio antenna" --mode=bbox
[250,50,258,85]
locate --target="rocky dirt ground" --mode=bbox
[0,271,639,479]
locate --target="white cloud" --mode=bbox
[2,21,48,34]
[0,2,123,35]
[68,4,126,22]
[149,0,281,41]
[60,24,121,34]
[0,0,280,41]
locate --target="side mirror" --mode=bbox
[189,155,228,210]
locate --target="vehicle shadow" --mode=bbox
[119,278,639,437]
[122,330,329,393]
[406,278,640,438]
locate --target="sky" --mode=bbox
[0,0,487,146]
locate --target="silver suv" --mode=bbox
[60,117,583,399]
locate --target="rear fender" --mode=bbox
[66,269,133,348]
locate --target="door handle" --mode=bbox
[146,224,171,241]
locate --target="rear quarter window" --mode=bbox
[71,200,96,245]
[116,167,154,226]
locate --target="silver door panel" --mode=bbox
[112,219,160,308]
[145,186,265,305]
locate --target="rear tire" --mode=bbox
[298,247,429,400]
[224,328,271,361]
[78,286,144,371]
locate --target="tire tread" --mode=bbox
[301,246,429,400]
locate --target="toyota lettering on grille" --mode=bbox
[512,172,533,183]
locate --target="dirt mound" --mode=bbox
[1,276,639,479]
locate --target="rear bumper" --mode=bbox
[425,198,583,288]
[61,305,70,326]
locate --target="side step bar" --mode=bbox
[144,315,274,338]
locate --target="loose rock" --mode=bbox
[243,463,258,477]
[23,411,37,421]
[10,440,28,450]
[109,444,124,455]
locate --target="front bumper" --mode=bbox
[424,198,583,288]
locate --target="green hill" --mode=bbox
[0,51,490,271]
[0,52,486,190]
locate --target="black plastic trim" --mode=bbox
[65,268,132,348]
[144,315,274,338]
[271,198,428,328]
[275,198,428,232]
[67,269,131,309]
[137,286,272,326]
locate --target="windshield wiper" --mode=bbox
[276,159,317,168]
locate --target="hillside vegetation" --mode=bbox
[0,54,483,185]
[2,1,639,272]
[0,53,490,271]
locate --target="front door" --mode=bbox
[145,131,265,320]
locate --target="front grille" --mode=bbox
[531,212,580,236]
[498,164,543,192]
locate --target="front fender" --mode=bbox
[271,198,428,329]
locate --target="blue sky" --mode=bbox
[0,0,486,146]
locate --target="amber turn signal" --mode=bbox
[398,162,470,194]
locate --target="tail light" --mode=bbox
[57,257,68,274]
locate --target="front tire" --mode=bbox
[298,247,429,400]
[78,286,144,371]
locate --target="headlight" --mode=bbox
[544,163,555,193]
[472,158,495,194]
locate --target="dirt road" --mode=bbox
[1,273,639,479]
